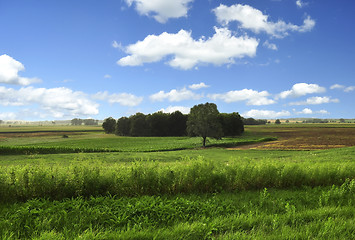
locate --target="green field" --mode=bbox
[0,125,354,239]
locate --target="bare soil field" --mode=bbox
[231,125,355,150]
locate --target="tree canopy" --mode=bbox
[102,117,116,134]
[187,102,223,147]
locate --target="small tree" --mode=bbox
[187,103,223,147]
[102,117,116,134]
[275,119,281,124]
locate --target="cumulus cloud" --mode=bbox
[300,108,313,114]
[188,82,210,90]
[159,106,190,114]
[278,83,326,99]
[289,96,339,105]
[263,40,278,50]
[117,27,259,70]
[125,0,194,23]
[0,54,41,85]
[92,91,143,107]
[213,4,315,38]
[208,89,276,106]
[0,86,99,118]
[242,109,290,119]
[150,88,203,102]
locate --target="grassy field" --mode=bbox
[0,124,354,239]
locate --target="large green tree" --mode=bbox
[102,117,116,134]
[116,117,131,136]
[187,103,223,147]
[219,112,244,136]
[129,113,150,136]
[147,111,169,136]
[168,111,187,136]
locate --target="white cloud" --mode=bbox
[278,83,326,99]
[0,54,41,85]
[0,86,99,118]
[296,0,307,8]
[0,112,17,120]
[213,4,315,38]
[125,0,194,23]
[344,86,355,92]
[330,84,355,92]
[159,106,190,114]
[188,82,210,90]
[330,84,345,90]
[293,108,329,115]
[242,109,291,119]
[104,74,112,79]
[117,27,259,70]
[263,40,278,50]
[300,108,313,114]
[289,96,339,105]
[92,91,143,107]
[208,89,276,106]
[150,88,203,102]
[318,110,329,114]
[112,41,124,51]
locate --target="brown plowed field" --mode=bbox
[230,126,355,150]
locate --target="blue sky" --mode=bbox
[0,0,354,120]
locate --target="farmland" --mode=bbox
[0,124,354,239]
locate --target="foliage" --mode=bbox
[0,183,354,239]
[115,117,130,136]
[0,152,354,202]
[303,118,329,123]
[168,111,188,136]
[242,117,267,125]
[275,119,281,124]
[71,118,99,126]
[147,111,170,136]
[102,117,116,134]
[187,103,223,147]
[129,113,150,136]
[219,112,244,136]
[116,111,187,137]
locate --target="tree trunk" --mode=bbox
[203,136,206,147]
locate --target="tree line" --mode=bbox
[102,103,245,144]
[71,118,99,126]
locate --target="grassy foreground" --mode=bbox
[0,182,354,239]
[0,125,354,239]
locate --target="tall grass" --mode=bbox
[0,181,354,239]
[0,156,354,203]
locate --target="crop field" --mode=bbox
[0,124,354,239]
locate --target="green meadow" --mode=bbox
[0,125,354,239]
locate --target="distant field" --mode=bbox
[0,124,354,239]
[242,124,355,150]
[0,125,102,133]
[0,127,274,153]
